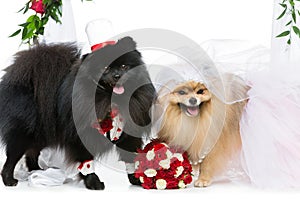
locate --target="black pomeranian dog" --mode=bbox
[0,37,156,190]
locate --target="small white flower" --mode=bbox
[156,179,167,190]
[175,166,184,178]
[146,149,155,161]
[134,161,139,169]
[165,150,173,159]
[173,153,184,162]
[144,168,157,177]
[178,180,186,189]
[139,176,144,183]
[159,159,170,169]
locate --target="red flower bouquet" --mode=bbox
[134,140,193,189]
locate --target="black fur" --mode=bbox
[0,37,156,189]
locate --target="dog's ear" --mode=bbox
[117,36,137,49]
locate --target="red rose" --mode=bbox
[30,0,45,14]
[142,176,154,189]
[100,118,113,133]
[183,174,193,184]
[166,179,178,189]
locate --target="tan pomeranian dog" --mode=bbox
[157,76,248,187]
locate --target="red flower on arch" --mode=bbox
[30,0,45,14]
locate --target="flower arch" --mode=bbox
[10,0,92,45]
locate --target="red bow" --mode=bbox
[91,41,116,51]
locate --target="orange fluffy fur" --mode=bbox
[157,77,248,187]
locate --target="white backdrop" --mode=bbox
[0,0,272,70]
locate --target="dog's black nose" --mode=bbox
[113,74,121,81]
[189,97,197,105]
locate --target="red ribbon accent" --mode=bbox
[77,159,93,170]
[91,41,116,51]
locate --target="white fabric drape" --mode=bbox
[43,0,77,43]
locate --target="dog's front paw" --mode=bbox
[83,173,105,190]
[1,173,18,187]
[194,178,211,188]
[2,177,18,187]
[127,173,141,185]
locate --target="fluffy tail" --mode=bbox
[3,43,81,136]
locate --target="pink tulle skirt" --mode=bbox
[240,70,300,188]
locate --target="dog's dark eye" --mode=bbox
[178,90,186,95]
[120,64,129,70]
[197,89,204,94]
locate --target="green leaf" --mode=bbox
[287,38,291,45]
[292,11,297,23]
[279,3,287,8]
[23,2,30,14]
[35,20,40,30]
[37,26,45,35]
[17,6,25,13]
[298,10,300,16]
[50,12,61,23]
[41,17,49,25]
[22,27,35,41]
[26,15,36,23]
[277,7,287,20]
[293,26,300,36]
[286,20,292,26]
[289,0,295,6]
[34,17,41,29]
[43,0,51,6]
[18,22,30,27]
[57,5,62,16]
[21,27,28,40]
[276,30,290,37]
[9,29,21,37]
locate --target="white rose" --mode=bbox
[165,150,173,159]
[175,166,184,178]
[178,180,186,189]
[146,149,155,161]
[134,161,139,169]
[159,159,170,169]
[139,176,144,183]
[144,168,157,177]
[156,179,167,190]
[173,153,184,162]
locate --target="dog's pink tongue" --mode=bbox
[113,85,125,94]
[187,107,199,116]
